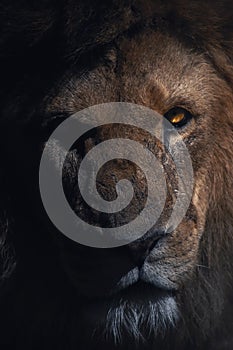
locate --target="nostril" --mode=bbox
[127,231,164,267]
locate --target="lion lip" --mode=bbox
[110,267,176,301]
[112,266,177,297]
[110,280,174,303]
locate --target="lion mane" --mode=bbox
[0,1,233,350]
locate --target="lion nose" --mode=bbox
[127,231,164,267]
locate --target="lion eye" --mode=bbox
[164,107,193,127]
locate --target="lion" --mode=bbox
[0,1,233,349]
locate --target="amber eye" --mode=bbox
[164,107,193,127]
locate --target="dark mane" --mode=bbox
[0,1,233,349]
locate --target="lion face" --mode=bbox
[1,2,233,349]
[36,28,233,347]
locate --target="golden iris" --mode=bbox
[170,113,185,124]
[164,107,192,127]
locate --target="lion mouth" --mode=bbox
[85,281,179,343]
[109,266,175,304]
[112,281,173,303]
[112,266,176,298]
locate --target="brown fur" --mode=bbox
[0,1,233,349]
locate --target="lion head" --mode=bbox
[0,1,233,349]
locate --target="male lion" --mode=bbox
[0,1,233,349]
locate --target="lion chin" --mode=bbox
[78,273,179,348]
[98,284,179,345]
[1,1,233,350]
[60,241,182,347]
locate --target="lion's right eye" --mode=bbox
[164,107,193,128]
